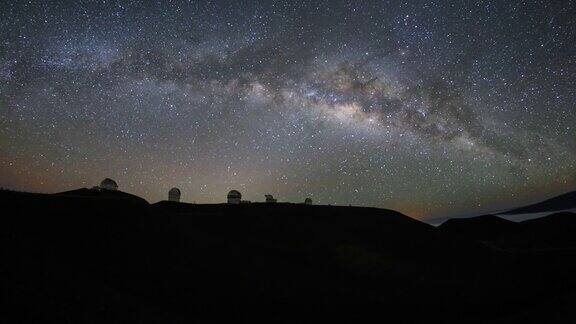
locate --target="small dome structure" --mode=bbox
[100,178,118,191]
[227,190,242,204]
[265,194,277,203]
[168,187,181,202]
[304,198,312,205]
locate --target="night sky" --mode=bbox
[1,1,575,220]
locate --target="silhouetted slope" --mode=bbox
[56,187,149,204]
[3,190,576,323]
[498,212,576,250]
[523,212,576,248]
[438,215,518,242]
[502,190,576,215]
[522,211,576,228]
[439,212,576,251]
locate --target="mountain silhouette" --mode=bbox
[501,190,576,215]
[500,212,576,250]
[438,214,517,242]
[439,212,576,252]
[3,189,576,323]
[56,187,149,204]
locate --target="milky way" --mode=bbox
[1,1,575,219]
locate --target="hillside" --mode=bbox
[500,212,576,250]
[438,215,518,242]
[2,189,576,323]
[501,190,576,215]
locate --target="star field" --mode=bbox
[1,0,575,219]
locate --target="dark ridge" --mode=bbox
[508,212,576,250]
[438,215,518,242]
[3,189,576,323]
[501,190,576,215]
[55,187,149,204]
[522,211,576,226]
[440,214,515,227]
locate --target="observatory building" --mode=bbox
[265,194,277,203]
[227,190,242,204]
[304,198,312,205]
[168,188,181,202]
[100,178,118,191]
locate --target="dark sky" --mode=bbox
[1,0,575,219]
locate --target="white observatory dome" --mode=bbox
[168,187,181,202]
[227,190,242,204]
[100,178,118,191]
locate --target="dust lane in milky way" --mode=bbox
[1,1,575,219]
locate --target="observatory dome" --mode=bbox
[227,190,242,204]
[100,178,118,191]
[168,187,181,202]
[304,198,312,205]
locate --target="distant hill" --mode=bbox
[502,212,576,250]
[439,212,576,251]
[438,215,517,241]
[522,211,576,228]
[55,187,149,204]
[3,189,576,323]
[501,190,576,215]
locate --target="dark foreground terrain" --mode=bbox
[2,189,576,323]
